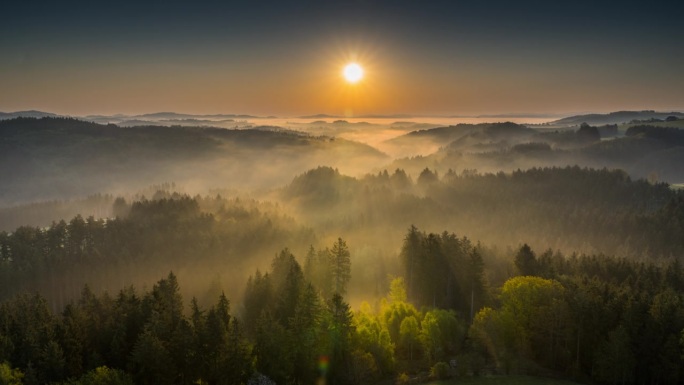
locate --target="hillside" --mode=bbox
[383,123,684,184]
[0,117,388,206]
[550,110,684,127]
[383,122,535,156]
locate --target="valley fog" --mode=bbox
[1,111,684,385]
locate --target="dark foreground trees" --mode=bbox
[0,273,252,385]
[243,244,357,385]
[2,227,684,385]
[399,226,486,318]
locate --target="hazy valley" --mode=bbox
[0,101,683,385]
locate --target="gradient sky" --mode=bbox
[2,0,683,117]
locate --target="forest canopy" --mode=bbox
[2,115,684,384]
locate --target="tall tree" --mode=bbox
[330,238,351,296]
[400,226,422,304]
[514,244,538,276]
[326,293,355,385]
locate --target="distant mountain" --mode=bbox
[551,110,684,127]
[0,110,61,119]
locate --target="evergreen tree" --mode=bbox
[326,293,354,385]
[514,244,538,276]
[330,238,351,296]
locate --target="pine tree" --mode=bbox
[330,238,351,296]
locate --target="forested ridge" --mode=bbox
[386,122,684,184]
[0,117,386,205]
[0,194,315,308]
[283,165,684,259]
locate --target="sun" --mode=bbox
[343,63,364,84]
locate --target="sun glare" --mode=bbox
[343,63,364,83]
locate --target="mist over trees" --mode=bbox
[2,113,684,384]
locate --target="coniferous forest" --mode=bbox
[2,116,684,385]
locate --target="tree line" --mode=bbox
[0,195,314,307]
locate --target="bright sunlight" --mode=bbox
[343,63,364,83]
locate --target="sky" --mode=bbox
[2,0,683,117]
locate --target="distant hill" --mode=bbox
[0,117,387,206]
[298,113,415,119]
[298,114,342,119]
[383,122,535,156]
[551,110,684,127]
[0,110,61,119]
[135,112,261,120]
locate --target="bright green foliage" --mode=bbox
[420,309,465,364]
[381,300,420,346]
[471,276,566,373]
[62,366,133,385]
[0,362,24,385]
[353,303,394,375]
[399,316,421,362]
[389,277,407,304]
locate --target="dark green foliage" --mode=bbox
[511,142,552,153]
[577,123,600,142]
[245,247,359,385]
[0,116,387,208]
[0,274,253,385]
[430,361,450,380]
[626,125,684,145]
[417,168,439,186]
[4,161,684,385]
[514,244,538,276]
[399,227,486,316]
[330,238,352,296]
[0,194,314,305]
[470,243,684,383]
[326,293,355,385]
